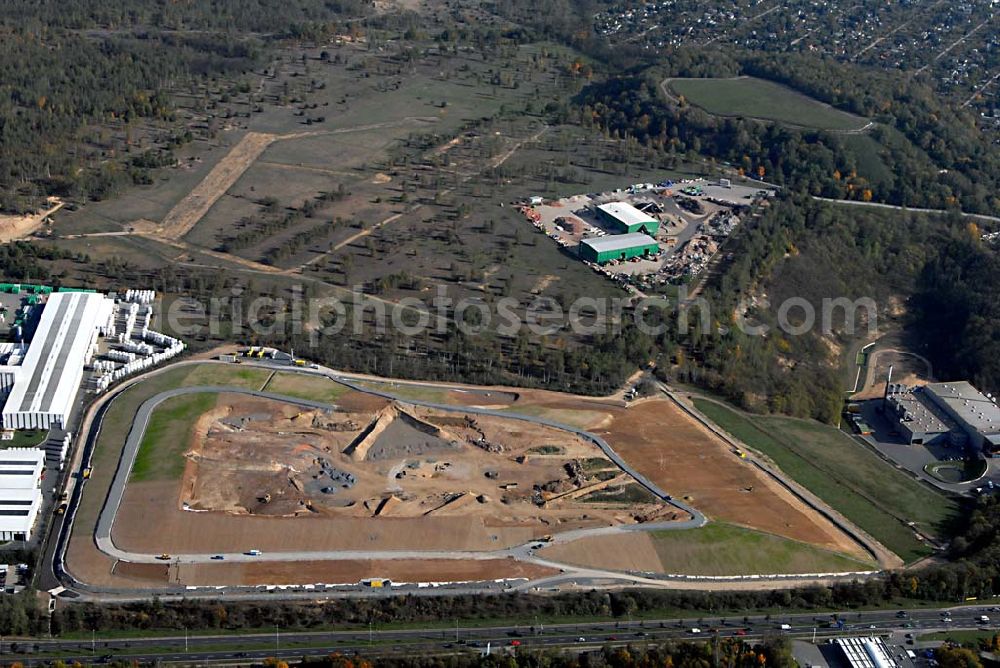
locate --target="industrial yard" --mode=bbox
[518,178,773,292]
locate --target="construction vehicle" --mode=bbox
[82,467,92,479]
[157,554,171,560]
[365,578,390,588]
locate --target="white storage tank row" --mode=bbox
[123,289,156,305]
[105,350,136,363]
[121,341,154,356]
[92,339,185,393]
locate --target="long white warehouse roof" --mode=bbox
[1,292,114,428]
[0,487,41,535]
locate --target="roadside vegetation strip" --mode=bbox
[692,399,956,563]
[130,392,218,482]
[666,77,870,132]
[649,523,876,576]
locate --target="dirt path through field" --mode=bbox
[155,117,440,242]
[157,132,277,240]
[0,198,63,242]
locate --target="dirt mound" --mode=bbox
[345,404,458,461]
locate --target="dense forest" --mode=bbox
[909,232,1000,394]
[0,27,261,212]
[0,0,371,32]
[574,45,1000,215]
[677,195,999,421]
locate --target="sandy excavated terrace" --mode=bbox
[113,392,676,555]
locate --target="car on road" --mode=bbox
[510,640,521,647]
[689,628,702,634]
[606,636,617,641]
[156,553,170,560]
[246,549,262,556]
[577,637,586,643]
[735,629,747,636]
[211,555,225,560]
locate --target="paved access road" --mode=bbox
[52,357,882,600]
[91,380,704,573]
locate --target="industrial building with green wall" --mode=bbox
[595,202,660,235]
[580,233,660,264]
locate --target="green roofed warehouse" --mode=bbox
[579,233,660,264]
[595,202,660,235]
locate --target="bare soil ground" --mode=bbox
[540,533,664,573]
[177,558,556,586]
[596,399,870,560]
[111,393,667,560]
[852,348,935,400]
[0,198,63,242]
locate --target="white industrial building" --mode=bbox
[832,637,898,668]
[0,449,44,541]
[0,448,44,487]
[0,292,115,430]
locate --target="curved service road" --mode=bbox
[94,383,704,567]
[56,359,881,598]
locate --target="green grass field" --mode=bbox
[919,630,997,645]
[0,429,48,449]
[262,371,350,403]
[651,523,874,575]
[131,392,218,482]
[183,363,271,389]
[668,77,868,131]
[693,399,958,563]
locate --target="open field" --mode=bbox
[596,398,869,559]
[692,399,958,562]
[667,77,870,131]
[131,392,218,482]
[540,523,874,575]
[159,131,279,240]
[649,523,873,575]
[262,371,351,403]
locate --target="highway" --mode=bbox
[4,604,999,665]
